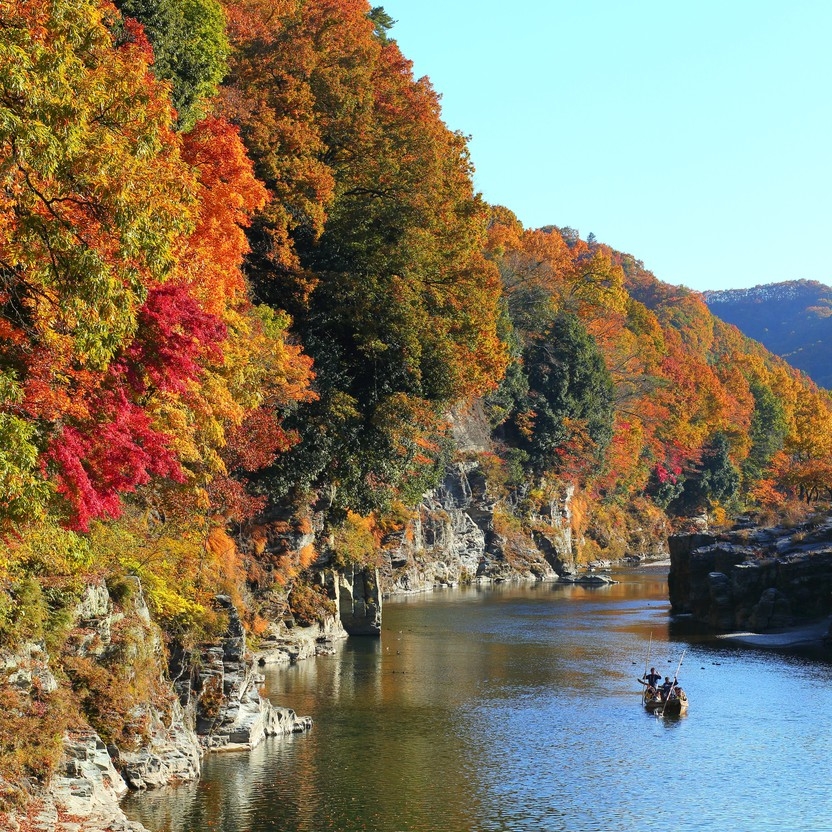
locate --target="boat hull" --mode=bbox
[641,689,688,716]
[658,697,688,716]
[643,692,688,715]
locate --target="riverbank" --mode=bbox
[716,616,832,648]
[0,584,316,832]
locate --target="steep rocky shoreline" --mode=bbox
[1,581,315,832]
[668,519,832,642]
[2,451,669,832]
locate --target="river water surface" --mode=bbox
[124,567,832,831]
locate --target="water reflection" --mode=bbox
[125,569,832,832]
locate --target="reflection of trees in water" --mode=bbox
[127,571,741,832]
[122,777,200,832]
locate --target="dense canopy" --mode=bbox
[1,4,832,796]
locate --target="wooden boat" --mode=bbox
[643,687,689,716]
[639,642,689,716]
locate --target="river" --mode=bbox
[123,566,832,832]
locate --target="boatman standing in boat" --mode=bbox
[639,667,662,691]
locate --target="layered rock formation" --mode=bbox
[381,461,567,594]
[31,732,149,832]
[184,595,312,751]
[334,565,382,635]
[1,579,313,832]
[668,520,832,633]
[250,611,345,666]
[69,580,203,791]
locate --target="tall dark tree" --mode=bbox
[742,381,788,486]
[368,5,396,43]
[511,312,614,477]
[223,0,506,513]
[672,432,740,513]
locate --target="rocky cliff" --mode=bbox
[1,579,313,832]
[668,520,832,633]
[381,461,567,594]
[179,594,312,752]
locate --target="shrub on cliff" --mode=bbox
[288,583,336,627]
[0,680,74,812]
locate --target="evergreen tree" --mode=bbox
[511,312,614,477]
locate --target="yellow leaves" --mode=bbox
[785,389,832,462]
[328,390,361,423]
[4,520,93,578]
[331,511,380,569]
[514,408,537,441]
[245,304,316,408]
[138,576,209,630]
[1,0,199,387]
[86,509,237,636]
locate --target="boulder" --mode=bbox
[749,587,792,631]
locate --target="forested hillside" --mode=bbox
[2,0,832,810]
[704,280,832,388]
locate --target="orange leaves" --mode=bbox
[224,408,295,472]
[487,221,572,301]
[218,0,375,267]
[595,416,648,496]
[779,458,832,504]
[486,218,832,510]
[179,116,268,315]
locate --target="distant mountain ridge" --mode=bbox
[703,279,832,388]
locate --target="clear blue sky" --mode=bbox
[380,0,831,292]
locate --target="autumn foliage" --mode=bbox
[484,208,832,519]
[1,0,831,672]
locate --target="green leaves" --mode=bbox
[115,0,230,131]
[516,312,614,477]
[742,381,787,485]
[0,412,51,525]
[0,372,50,526]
